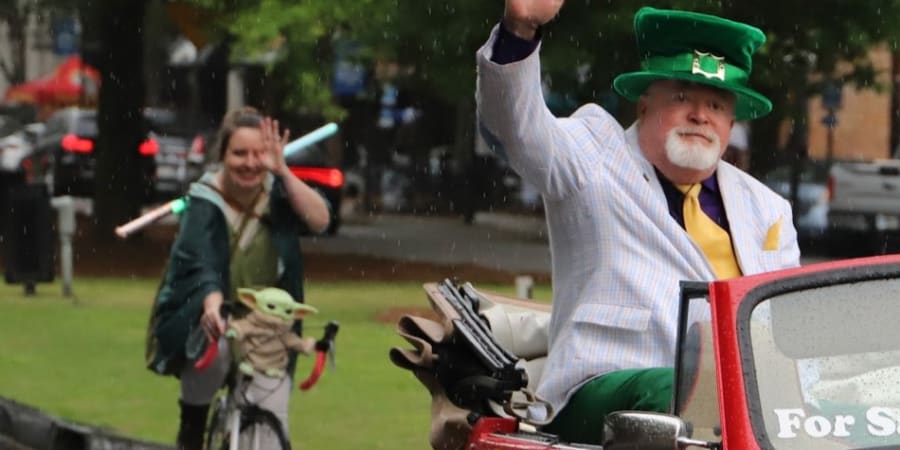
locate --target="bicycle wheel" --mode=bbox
[205,394,231,450]
[236,405,291,450]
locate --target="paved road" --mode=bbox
[302,212,832,276]
[109,196,834,276]
[301,212,553,275]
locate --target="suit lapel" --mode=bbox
[626,125,717,280]
[717,164,761,275]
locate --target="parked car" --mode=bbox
[1,122,44,187]
[760,159,830,244]
[143,107,208,199]
[0,114,38,177]
[285,141,344,235]
[827,149,900,255]
[27,107,157,199]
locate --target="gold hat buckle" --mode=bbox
[691,50,726,81]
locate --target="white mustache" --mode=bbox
[673,126,718,145]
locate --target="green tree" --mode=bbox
[189,0,900,175]
[725,0,900,172]
[189,0,383,119]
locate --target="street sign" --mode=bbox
[51,17,80,55]
[822,80,843,110]
[333,39,366,97]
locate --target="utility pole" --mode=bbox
[891,50,900,157]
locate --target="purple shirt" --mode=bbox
[491,21,541,64]
[491,22,730,232]
[657,171,730,231]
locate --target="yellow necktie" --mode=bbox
[676,183,742,280]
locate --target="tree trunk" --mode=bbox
[0,9,28,85]
[453,98,476,221]
[9,13,26,84]
[90,0,148,240]
[748,104,783,178]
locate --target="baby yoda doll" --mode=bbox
[227,287,318,378]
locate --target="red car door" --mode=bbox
[709,254,900,450]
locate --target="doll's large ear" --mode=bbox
[237,288,259,310]
[293,303,318,319]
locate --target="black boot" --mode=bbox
[177,401,209,450]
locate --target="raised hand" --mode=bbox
[260,116,291,176]
[504,0,565,39]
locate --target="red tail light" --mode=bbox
[61,134,94,153]
[139,138,159,156]
[21,155,48,183]
[289,167,344,189]
[21,158,33,183]
[190,135,205,155]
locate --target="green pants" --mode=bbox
[541,367,674,445]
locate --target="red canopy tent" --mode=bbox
[4,56,100,118]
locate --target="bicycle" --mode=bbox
[198,320,340,450]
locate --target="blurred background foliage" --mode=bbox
[187,0,900,158]
[22,0,900,232]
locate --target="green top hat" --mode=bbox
[613,7,772,120]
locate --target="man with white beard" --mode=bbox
[476,4,801,445]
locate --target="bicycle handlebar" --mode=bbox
[194,320,341,392]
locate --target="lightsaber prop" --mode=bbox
[283,122,338,157]
[114,123,338,239]
[115,197,188,239]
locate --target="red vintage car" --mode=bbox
[396,254,900,450]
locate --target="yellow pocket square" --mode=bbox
[763,218,782,251]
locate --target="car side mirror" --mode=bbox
[603,411,716,449]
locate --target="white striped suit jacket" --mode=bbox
[475,25,801,421]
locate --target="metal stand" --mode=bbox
[50,196,75,299]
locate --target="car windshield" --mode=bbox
[75,113,98,137]
[746,279,900,450]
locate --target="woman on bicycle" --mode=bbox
[145,106,331,450]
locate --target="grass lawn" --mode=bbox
[0,276,550,450]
